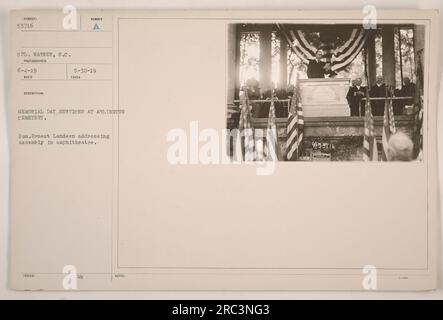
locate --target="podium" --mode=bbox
[299,78,351,117]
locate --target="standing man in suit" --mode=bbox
[307,49,330,79]
[346,78,366,116]
[370,76,386,116]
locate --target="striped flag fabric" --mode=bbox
[381,96,396,161]
[286,87,304,161]
[238,90,255,161]
[289,29,316,61]
[277,24,311,63]
[415,52,424,161]
[363,92,378,161]
[266,93,277,160]
[277,24,368,73]
[330,29,368,72]
[267,94,276,132]
[416,105,424,161]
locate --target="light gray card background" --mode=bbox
[1,0,442,299]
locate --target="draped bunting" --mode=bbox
[289,30,316,61]
[330,28,368,71]
[278,25,310,64]
[277,24,368,73]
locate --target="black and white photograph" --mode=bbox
[226,23,425,162]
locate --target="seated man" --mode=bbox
[370,76,386,116]
[245,77,260,99]
[387,132,414,161]
[346,78,365,116]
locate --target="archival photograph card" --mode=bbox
[8,9,439,291]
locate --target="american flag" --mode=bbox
[415,52,424,161]
[267,94,276,131]
[416,104,424,161]
[381,95,396,161]
[266,93,277,160]
[239,90,255,161]
[286,87,304,161]
[363,91,378,161]
[277,24,368,73]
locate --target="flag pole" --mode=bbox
[363,46,371,112]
